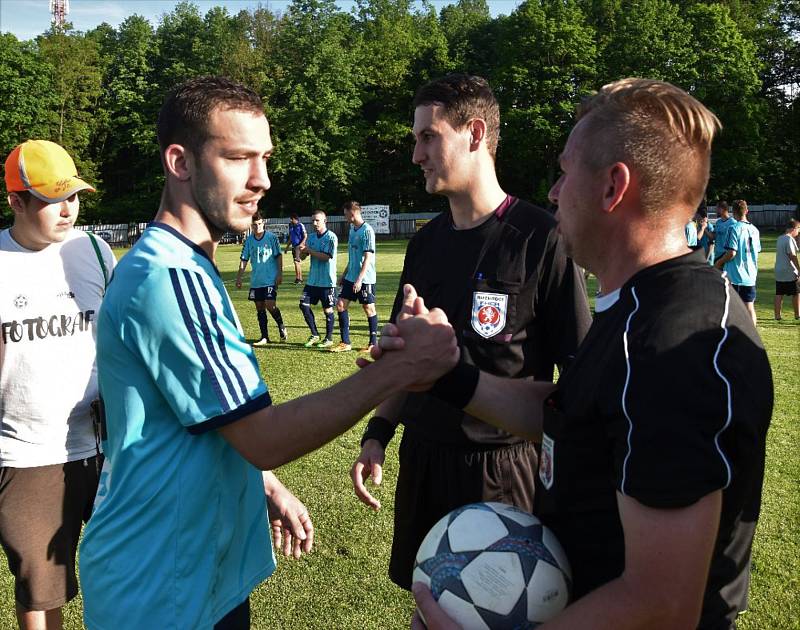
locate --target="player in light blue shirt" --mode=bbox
[81,222,279,628]
[77,76,459,630]
[297,210,338,348]
[712,200,737,262]
[236,212,287,345]
[330,201,379,352]
[715,200,760,327]
[685,218,698,247]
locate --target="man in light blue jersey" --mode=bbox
[79,76,458,630]
[236,211,287,345]
[685,217,698,248]
[712,200,736,263]
[716,199,761,327]
[330,200,379,353]
[297,210,338,348]
[696,209,714,263]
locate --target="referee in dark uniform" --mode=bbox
[405,79,773,630]
[350,74,591,590]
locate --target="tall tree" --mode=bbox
[37,25,105,218]
[685,3,762,200]
[492,0,597,203]
[95,15,161,221]
[271,0,364,209]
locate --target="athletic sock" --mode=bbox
[270,307,285,330]
[368,314,378,345]
[257,310,269,340]
[325,311,335,341]
[299,303,318,336]
[338,311,351,344]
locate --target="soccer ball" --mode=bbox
[413,502,571,629]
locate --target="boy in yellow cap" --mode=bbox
[0,140,115,629]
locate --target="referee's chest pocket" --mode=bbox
[463,277,520,343]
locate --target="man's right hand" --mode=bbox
[351,438,386,510]
[235,276,243,289]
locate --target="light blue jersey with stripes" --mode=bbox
[724,220,761,286]
[713,216,738,260]
[80,223,275,629]
[345,222,376,284]
[240,230,281,287]
[306,229,337,287]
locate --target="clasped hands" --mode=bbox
[355,284,459,391]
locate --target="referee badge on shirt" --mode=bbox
[539,433,555,490]
[471,291,508,339]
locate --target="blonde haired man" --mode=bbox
[394,79,772,629]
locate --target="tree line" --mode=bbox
[1,0,798,224]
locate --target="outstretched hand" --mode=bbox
[356,284,458,391]
[355,284,432,369]
[263,472,314,559]
[350,438,385,510]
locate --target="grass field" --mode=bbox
[1,235,797,629]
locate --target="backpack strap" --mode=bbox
[87,232,109,288]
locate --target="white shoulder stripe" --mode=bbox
[620,287,641,495]
[711,275,733,488]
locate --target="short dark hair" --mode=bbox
[311,209,326,218]
[786,218,799,231]
[290,213,299,220]
[252,211,263,223]
[342,200,361,214]
[413,74,500,158]
[716,200,729,211]
[157,76,264,155]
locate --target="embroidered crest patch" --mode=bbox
[471,291,508,339]
[539,433,554,490]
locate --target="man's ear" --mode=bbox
[163,144,192,181]
[468,118,487,150]
[602,162,631,214]
[7,193,26,215]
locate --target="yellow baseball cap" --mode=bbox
[4,140,95,203]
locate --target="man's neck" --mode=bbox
[448,177,507,230]
[595,225,692,294]
[9,224,53,252]
[154,197,218,260]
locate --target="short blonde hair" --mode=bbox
[576,79,722,214]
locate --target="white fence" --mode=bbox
[76,205,798,247]
[704,204,797,229]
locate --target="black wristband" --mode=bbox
[427,361,480,409]
[360,416,397,450]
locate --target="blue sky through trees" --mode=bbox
[0,0,522,40]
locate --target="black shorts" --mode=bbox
[339,279,376,305]
[248,286,277,302]
[291,245,302,262]
[389,431,537,590]
[733,284,757,303]
[300,285,336,308]
[0,456,101,610]
[775,280,799,296]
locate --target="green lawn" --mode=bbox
[1,236,797,629]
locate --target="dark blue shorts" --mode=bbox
[301,285,336,308]
[732,284,756,303]
[339,279,376,305]
[248,286,277,302]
